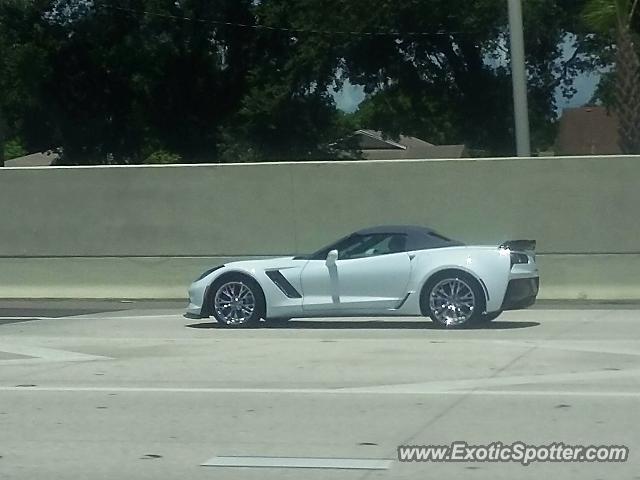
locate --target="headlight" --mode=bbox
[195,265,224,281]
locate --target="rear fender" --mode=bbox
[411,248,511,313]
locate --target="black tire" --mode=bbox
[208,273,265,328]
[480,311,502,323]
[421,270,485,328]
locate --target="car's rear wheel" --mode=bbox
[422,272,484,328]
[209,274,265,328]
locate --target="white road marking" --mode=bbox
[0,343,111,365]
[0,317,58,321]
[0,314,181,321]
[484,339,640,357]
[0,386,639,397]
[200,456,392,470]
[80,315,183,320]
[342,368,640,394]
[0,312,626,323]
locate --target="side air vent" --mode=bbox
[265,270,302,299]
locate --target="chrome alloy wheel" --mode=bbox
[214,281,256,325]
[428,277,476,326]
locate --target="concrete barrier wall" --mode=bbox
[1,156,639,299]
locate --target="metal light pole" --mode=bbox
[507,0,531,157]
[0,106,5,167]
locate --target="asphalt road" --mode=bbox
[1,300,639,479]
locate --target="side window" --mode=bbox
[309,233,408,260]
[339,234,407,260]
[310,235,361,260]
[379,234,407,255]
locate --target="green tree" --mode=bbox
[0,0,611,162]
[584,0,640,152]
[0,0,58,161]
[39,0,259,164]
[217,0,357,161]
[252,0,596,155]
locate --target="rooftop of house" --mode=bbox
[3,151,59,167]
[341,130,467,160]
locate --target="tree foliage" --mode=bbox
[0,0,56,162]
[0,0,614,163]
[584,0,640,153]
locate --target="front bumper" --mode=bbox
[501,277,539,311]
[186,279,208,318]
[186,302,204,317]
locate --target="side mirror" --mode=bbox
[326,249,338,266]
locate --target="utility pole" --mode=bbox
[507,0,531,157]
[0,106,5,167]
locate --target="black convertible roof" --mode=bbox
[355,225,464,250]
[355,225,441,236]
[301,224,464,260]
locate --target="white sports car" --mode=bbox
[186,225,539,328]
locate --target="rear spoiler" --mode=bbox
[499,240,536,251]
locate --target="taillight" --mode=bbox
[510,252,529,267]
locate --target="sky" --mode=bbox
[332,79,366,114]
[561,72,600,110]
[333,35,603,117]
[333,73,599,114]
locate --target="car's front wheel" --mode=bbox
[209,274,265,328]
[422,272,484,328]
